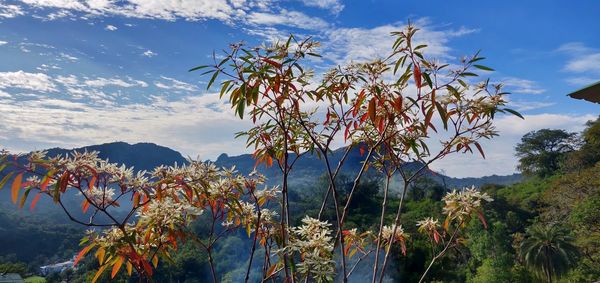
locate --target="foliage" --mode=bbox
[564,116,600,170]
[519,225,578,282]
[515,129,577,177]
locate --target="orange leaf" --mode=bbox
[91,264,108,283]
[112,257,124,279]
[40,173,53,191]
[89,175,97,191]
[30,193,41,211]
[11,173,23,204]
[74,244,94,266]
[266,155,273,167]
[126,261,133,276]
[82,200,90,214]
[368,99,376,123]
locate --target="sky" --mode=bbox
[0,0,598,177]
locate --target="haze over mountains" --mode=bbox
[3,141,521,191]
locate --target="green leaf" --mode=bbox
[207,70,220,90]
[0,172,14,191]
[188,65,209,72]
[504,108,524,119]
[473,64,494,71]
[236,100,245,119]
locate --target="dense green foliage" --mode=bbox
[515,129,577,177]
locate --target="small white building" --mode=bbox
[39,260,74,276]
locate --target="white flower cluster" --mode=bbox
[381,224,408,245]
[442,186,493,223]
[82,186,115,206]
[289,216,335,283]
[137,196,203,227]
[254,186,280,199]
[416,217,440,234]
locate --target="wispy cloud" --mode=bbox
[299,0,344,14]
[431,113,596,177]
[155,76,198,92]
[0,71,57,92]
[84,77,148,88]
[0,3,24,18]
[321,18,478,65]
[247,9,330,30]
[142,50,157,57]
[105,24,118,31]
[0,92,249,159]
[501,77,545,95]
[558,42,600,86]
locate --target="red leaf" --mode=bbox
[414,64,422,88]
[262,58,282,69]
[433,231,441,244]
[474,142,486,159]
[477,211,488,229]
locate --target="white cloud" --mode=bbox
[0,71,57,92]
[155,76,198,92]
[0,90,11,98]
[0,41,7,46]
[247,9,329,30]
[508,100,554,111]
[0,93,250,160]
[564,53,600,74]
[558,42,600,86]
[36,63,61,71]
[321,18,478,65]
[60,52,79,61]
[142,50,157,57]
[501,77,545,94]
[300,0,344,14]
[430,113,596,177]
[33,9,74,20]
[18,0,236,21]
[105,24,118,31]
[0,3,24,18]
[566,77,598,86]
[84,77,148,88]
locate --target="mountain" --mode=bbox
[43,142,188,172]
[1,141,522,197]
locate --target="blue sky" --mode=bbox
[0,0,598,177]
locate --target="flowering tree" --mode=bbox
[1,23,520,283]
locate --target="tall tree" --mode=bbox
[515,129,577,177]
[565,116,600,170]
[519,225,578,283]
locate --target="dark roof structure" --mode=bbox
[568,81,600,103]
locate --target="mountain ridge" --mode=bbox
[4,141,522,189]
